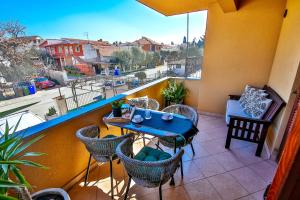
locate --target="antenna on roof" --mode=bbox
[83,32,89,41]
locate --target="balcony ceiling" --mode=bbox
[138,0,239,16]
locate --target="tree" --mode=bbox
[0,21,37,82]
[171,41,174,45]
[183,36,187,44]
[135,71,147,84]
[131,47,145,69]
[113,50,131,72]
[197,35,205,48]
[144,52,153,68]
[152,52,160,67]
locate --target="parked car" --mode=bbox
[33,77,55,89]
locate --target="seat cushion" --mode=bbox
[159,135,186,147]
[226,100,250,124]
[134,146,172,162]
[103,134,116,139]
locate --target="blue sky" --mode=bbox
[1,0,207,44]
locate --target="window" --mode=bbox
[75,46,80,52]
[58,46,63,53]
[69,46,73,54]
[64,46,69,55]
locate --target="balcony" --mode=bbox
[19,77,277,200]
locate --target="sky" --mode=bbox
[0,0,207,44]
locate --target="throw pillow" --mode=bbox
[128,96,149,108]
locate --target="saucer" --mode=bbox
[132,117,144,123]
[161,114,173,121]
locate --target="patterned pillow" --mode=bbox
[243,96,273,119]
[128,96,149,108]
[239,85,268,109]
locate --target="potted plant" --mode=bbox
[111,99,124,117]
[45,106,57,121]
[162,80,188,106]
[0,118,70,200]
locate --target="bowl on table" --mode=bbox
[161,113,173,121]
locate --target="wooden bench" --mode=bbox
[225,85,286,156]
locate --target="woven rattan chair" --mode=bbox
[158,104,198,155]
[76,125,131,199]
[116,137,184,200]
[128,97,160,110]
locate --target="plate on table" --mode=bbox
[132,115,144,123]
[161,114,173,121]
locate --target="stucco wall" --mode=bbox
[197,0,286,114]
[267,0,300,152]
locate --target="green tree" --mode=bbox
[144,52,153,68]
[152,52,160,67]
[134,71,147,84]
[197,35,205,48]
[113,50,131,72]
[183,36,187,44]
[131,47,145,69]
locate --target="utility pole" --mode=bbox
[84,32,89,41]
[185,13,189,78]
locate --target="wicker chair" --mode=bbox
[116,137,184,200]
[158,104,198,155]
[128,97,160,110]
[76,125,131,199]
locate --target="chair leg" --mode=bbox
[124,176,131,200]
[143,134,146,146]
[190,143,195,156]
[169,175,175,186]
[109,158,114,199]
[84,154,92,186]
[255,142,264,157]
[159,182,163,200]
[180,157,184,178]
[225,126,233,149]
[156,140,160,149]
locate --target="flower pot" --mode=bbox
[31,188,70,200]
[45,114,58,121]
[112,107,122,117]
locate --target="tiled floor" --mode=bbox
[68,114,277,200]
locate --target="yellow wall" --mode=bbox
[268,0,300,102]
[21,80,168,191]
[266,0,300,151]
[197,0,286,114]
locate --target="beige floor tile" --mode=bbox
[248,161,277,183]
[184,179,222,200]
[231,145,268,165]
[68,184,97,200]
[213,151,245,171]
[237,195,256,200]
[251,189,266,200]
[200,138,228,155]
[208,173,249,200]
[229,167,268,193]
[193,156,226,177]
[174,160,205,184]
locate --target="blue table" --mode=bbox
[105,108,198,143]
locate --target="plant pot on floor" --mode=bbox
[31,188,70,200]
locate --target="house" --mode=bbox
[39,38,118,75]
[18,35,43,48]
[134,36,162,52]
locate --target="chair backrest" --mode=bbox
[128,96,160,110]
[116,137,184,188]
[262,85,286,122]
[162,104,198,126]
[76,125,131,162]
[148,98,160,110]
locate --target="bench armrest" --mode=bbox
[229,95,241,100]
[228,115,271,125]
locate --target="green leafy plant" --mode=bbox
[111,99,125,109]
[46,106,57,116]
[134,71,147,84]
[0,117,46,199]
[162,80,188,104]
